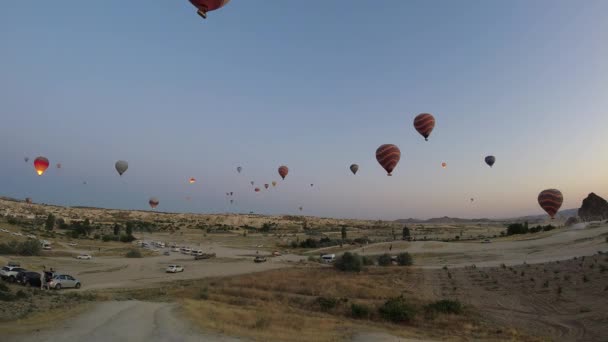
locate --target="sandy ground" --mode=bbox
[347,223,608,268]
[5,301,243,342]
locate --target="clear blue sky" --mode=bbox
[1,0,607,220]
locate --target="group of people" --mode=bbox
[40,266,55,290]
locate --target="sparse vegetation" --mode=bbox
[125,249,142,258]
[425,299,463,315]
[378,296,417,323]
[350,303,371,319]
[0,239,42,256]
[396,252,413,266]
[334,252,362,272]
[378,253,392,266]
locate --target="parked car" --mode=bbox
[254,256,267,263]
[166,265,184,273]
[321,254,336,263]
[16,271,41,287]
[0,266,26,282]
[171,247,180,252]
[181,248,192,255]
[482,239,491,244]
[76,254,92,260]
[48,274,81,290]
[272,251,282,257]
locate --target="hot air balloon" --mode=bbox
[272,181,277,187]
[33,157,49,176]
[413,113,435,141]
[189,0,231,19]
[538,189,563,219]
[189,177,196,184]
[24,157,29,163]
[310,184,314,187]
[115,160,128,176]
[441,162,447,169]
[56,163,62,169]
[485,156,496,168]
[470,198,474,203]
[350,164,359,175]
[254,187,260,192]
[376,144,401,176]
[83,181,87,185]
[264,184,269,189]
[250,181,255,186]
[230,192,233,196]
[230,199,234,204]
[149,197,159,209]
[25,197,32,204]
[299,206,303,211]
[237,166,242,173]
[278,166,289,180]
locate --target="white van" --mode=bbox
[321,254,335,263]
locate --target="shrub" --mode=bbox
[199,287,209,300]
[120,234,136,243]
[0,240,42,256]
[315,296,340,312]
[351,303,371,319]
[334,252,362,272]
[425,299,463,315]
[378,253,392,266]
[125,249,142,258]
[361,256,375,266]
[379,296,417,323]
[396,252,413,266]
[102,234,119,242]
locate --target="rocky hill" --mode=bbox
[578,193,608,221]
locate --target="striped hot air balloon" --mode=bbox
[149,197,160,209]
[376,144,401,176]
[278,166,289,180]
[413,113,435,141]
[34,157,50,176]
[538,189,563,219]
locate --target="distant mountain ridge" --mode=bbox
[396,208,579,224]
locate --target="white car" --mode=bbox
[68,242,78,246]
[0,229,8,233]
[181,248,192,255]
[76,254,92,260]
[171,247,180,252]
[166,265,184,273]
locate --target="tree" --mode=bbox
[45,214,55,231]
[126,222,134,236]
[113,224,121,236]
[82,219,94,236]
[341,226,347,240]
[378,253,392,266]
[402,225,411,240]
[334,252,362,272]
[396,252,413,266]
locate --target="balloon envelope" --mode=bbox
[24,157,29,163]
[442,162,447,169]
[115,160,128,176]
[413,113,436,141]
[485,156,496,168]
[272,181,277,187]
[149,197,159,209]
[34,157,49,176]
[538,189,563,219]
[350,164,359,175]
[237,166,242,173]
[56,163,62,169]
[264,184,269,189]
[189,177,196,184]
[278,166,289,180]
[376,144,401,176]
[254,188,260,192]
[189,0,231,18]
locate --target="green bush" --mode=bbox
[315,296,340,312]
[396,252,413,266]
[102,234,119,242]
[351,303,371,319]
[120,234,136,243]
[334,252,362,272]
[0,240,41,256]
[199,287,209,300]
[361,256,375,266]
[125,249,142,258]
[379,297,417,323]
[425,299,463,315]
[378,253,392,266]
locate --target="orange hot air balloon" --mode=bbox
[441,162,447,169]
[264,184,269,189]
[33,157,50,176]
[189,0,231,19]
[272,181,277,187]
[149,197,159,209]
[278,166,289,180]
[538,189,563,219]
[376,144,401,176]
[413,113,436,141]
[189,177,196,184]
[254,187,260,192]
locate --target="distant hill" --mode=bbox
[396,216,495,224]
[396,209,579,225]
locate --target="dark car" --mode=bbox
[16,271,41,287]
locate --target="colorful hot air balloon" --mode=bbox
[149,197,159,209]
[441,162,447,169]
[189,177,196,184]
[350,164,359,175]
[33,157,49,176]
[56,163,62,169]
[189,0,231,19]
[376,144,401,176]
[413,113,436,141]
[254,187,260,192]
[237,166,242,173]
[485,156,496,168]
[272,181,277,187]
[115,160,128,176]
[538,189,563,219]
[25,197,32,204]
[264,184,269,189]
[278,166,289,180]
